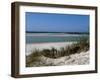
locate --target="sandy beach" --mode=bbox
[26,42,76,56]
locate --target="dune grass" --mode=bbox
[26,37,89,67]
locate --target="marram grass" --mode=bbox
[26,37,89,67]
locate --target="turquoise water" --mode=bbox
[26,33,89,44]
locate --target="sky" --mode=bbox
[26,12,89,32]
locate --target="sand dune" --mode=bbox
[27,51,89,67]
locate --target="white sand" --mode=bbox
[28,51,89,67]
[42,51,89,65]
[26,42,76,56]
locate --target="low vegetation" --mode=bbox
[26,37,89,67]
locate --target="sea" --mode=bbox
[26,33,89,44]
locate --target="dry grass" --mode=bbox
[26,37,89,67]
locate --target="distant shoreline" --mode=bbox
[26,33,89,37]
[26,31,89,34]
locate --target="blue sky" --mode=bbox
[26,12,89,32]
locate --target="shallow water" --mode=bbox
[26,33,89,44]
